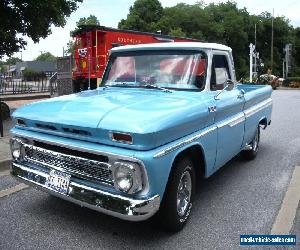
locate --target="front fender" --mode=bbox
[135,125,218,199]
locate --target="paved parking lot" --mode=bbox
[0,90,300,249]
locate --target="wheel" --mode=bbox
[241,126,260,160]
[157,157,195,232]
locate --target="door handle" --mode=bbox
[237,89,245,99]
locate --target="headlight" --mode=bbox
[10,138,24,160]
[112,161,143,194]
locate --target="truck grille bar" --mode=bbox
[23,143,113,185]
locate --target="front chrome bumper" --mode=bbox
[11,162,160,221]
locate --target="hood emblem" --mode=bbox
[208,106,217,113]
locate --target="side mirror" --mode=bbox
[214,79,235,100]
[225,79,234,91]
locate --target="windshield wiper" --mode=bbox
[140,84,172,93]
[104,82,172,93]
[103,82,132,89]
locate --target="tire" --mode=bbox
[241,126,260,160]
[157,157,195,232]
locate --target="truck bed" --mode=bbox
[237,83,272,110]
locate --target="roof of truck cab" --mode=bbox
[110,42,232,53]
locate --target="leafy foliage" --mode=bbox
[23,69,46,81]
[119,0,163,31]
[66,40,75,55]
[0,60,7,73]
[67,15,100,36]
[76,15,100,27]
[35,52,56,61]
[6,57,22,65]
[0,0,82,58]
[119,0,300,78]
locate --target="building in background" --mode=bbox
[6,61,56,79]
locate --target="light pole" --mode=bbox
[271,9,274,72]
[249,43,255,82]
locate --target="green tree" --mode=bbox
[0,60,7,73]
[76,15,100,27]
[205,2,249,77]
[35,52,56,61]
[292,28,300,75]
[66,40,75,55]
[6,57,22,65]
[169,27,186,37]
[119,0,299,78]
[0,0,82,58]
[71,15,100,35]
[118,0,163,32]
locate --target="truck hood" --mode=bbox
[13,88,212,150]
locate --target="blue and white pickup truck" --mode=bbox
[10,42,272,231]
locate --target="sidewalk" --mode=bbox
[0,118,13,170]
[0,97,48,168]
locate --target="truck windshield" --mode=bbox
[102,50,207,90]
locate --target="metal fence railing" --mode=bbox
[0,78,57,95]
[49,73,58,95]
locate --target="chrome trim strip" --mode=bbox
[229,115,245,127]
[243,143,253,151]
[12,130,132,160]
[16,126,95,144]
[11,131,150,195]
[153,126,217,158]
[244,98,272,118]
[217,113,245,128]
[11,162,160,222]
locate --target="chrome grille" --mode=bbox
[23,144,113,185]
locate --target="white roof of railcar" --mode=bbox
[111,42,232,53]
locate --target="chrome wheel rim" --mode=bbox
[252,129,259,152]
[177,170,192,217]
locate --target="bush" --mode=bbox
[23,69,46,81]
[282,77,300,87]
[289,81,300,88]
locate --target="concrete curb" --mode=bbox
[0,159,11,171]
[277,87,300,90]
[271,166,300,234]
[1,93,50,101]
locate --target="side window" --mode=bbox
[210,54,231,90]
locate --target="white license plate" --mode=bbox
[45,170,71,194]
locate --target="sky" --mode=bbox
[14,0,300,61]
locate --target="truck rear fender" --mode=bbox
[259,117,268,129]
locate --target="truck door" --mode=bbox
[211,53,245,169]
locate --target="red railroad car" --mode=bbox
[72,25,200,92]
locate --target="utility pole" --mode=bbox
[282,59,285,78]
[270,8,274,72]
[285,43,292,78]
[254,24,257,75]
